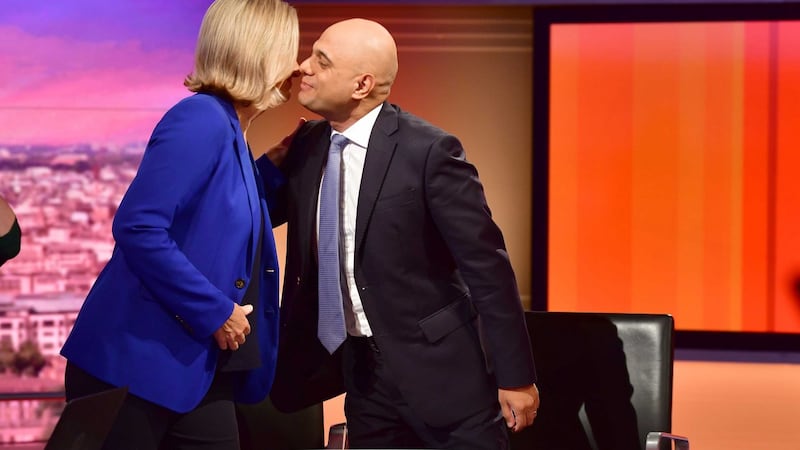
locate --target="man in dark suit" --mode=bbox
[261,18,539,449]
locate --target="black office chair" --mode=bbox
[236,396,324,450]
[510,311,689,450]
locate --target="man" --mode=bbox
[0,195,21,267]
[262,18,539,449]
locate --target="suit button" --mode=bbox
[296,276,301,285]
[235,279,245,289]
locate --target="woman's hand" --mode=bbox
[213,303,253,350]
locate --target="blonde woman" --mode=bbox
[60,0,299,448]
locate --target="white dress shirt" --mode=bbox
[317,104,383,337]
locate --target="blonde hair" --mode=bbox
[184,0,298,111]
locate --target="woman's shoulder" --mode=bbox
[157,93,235,135]
[170,93,234,119]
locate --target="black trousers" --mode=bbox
[65,362,239,450]
[342,336,509,450]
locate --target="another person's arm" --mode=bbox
[0,195,21,266]
[255,118,308,226]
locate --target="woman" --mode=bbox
[60,0,298,448]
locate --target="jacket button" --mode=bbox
[235,279,245,289]
[296,276,301,285]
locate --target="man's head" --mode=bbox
[297,19,398,129]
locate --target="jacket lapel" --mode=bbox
[213,95,260,272]
[296,125,330,265]
[234,125,260,271]
[355,103,399,251]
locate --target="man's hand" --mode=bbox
[499,383,540,433]
[213,303,254,351]
[264,118,306,166]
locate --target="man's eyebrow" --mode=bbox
[316,49,333,65]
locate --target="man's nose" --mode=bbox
[298,57,312,74]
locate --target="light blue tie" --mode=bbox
[318,134,349,354]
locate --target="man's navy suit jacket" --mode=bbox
[264,102,536,427]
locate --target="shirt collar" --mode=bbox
[331,103,383,149]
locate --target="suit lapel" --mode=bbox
[355,104,399,251]
[295,125,330,264]
[213,95,260,271]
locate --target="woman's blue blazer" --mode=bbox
[61,93,283,413]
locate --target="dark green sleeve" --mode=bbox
[0,218,21,267]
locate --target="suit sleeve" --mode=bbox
[255,155,288,227]
[423,134,536,388]
[255,120,320,227]
[111,99,233,338]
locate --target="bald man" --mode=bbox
[0,195,21,267]
[261,19,539,449]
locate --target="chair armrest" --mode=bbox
[646,431,689,450]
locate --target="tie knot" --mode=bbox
[329,134,349,153]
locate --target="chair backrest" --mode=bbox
[236,396,324,450]
[510,311,675,450]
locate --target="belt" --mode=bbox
[349,334,380,353]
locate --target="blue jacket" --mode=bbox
[61,93,283,413]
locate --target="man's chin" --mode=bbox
[297,94,315,111]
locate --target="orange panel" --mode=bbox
[741,22,772,331]
[577,24,634,313]
[549,24,638,314]
[630,23,682,316]
[774,22,800,332]
[548,21,800,333]
[673,24,711,329]
[700,23,742,331]
[549,25,581,312]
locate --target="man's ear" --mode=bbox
[352,73,375,100]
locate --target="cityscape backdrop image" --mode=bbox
[0,0,210,444]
